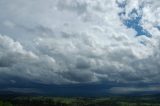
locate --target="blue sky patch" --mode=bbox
[117,1,152,37]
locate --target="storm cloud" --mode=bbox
[0,0,160,94]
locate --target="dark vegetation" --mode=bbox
[0,95,160,106]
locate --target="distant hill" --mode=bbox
[0,91,39,99]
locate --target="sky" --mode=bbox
[0,0,160,96]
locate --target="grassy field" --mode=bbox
[0,96,160,106]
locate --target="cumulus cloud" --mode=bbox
[0,34,68,84]
[0,0,160,88]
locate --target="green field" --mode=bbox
[0,96,160,106]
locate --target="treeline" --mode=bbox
[0,99,119,106]
[0,100,13,106]
[0,96,160,106]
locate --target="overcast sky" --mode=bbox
[0,0,160,95]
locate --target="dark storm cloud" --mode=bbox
[0,56,14,67]
[60,70,94,83]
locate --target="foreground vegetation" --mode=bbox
[0,95,160,106]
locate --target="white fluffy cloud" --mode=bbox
[0,0,160,85]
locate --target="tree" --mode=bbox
[3,102,13,106]
[0,100,3,106]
